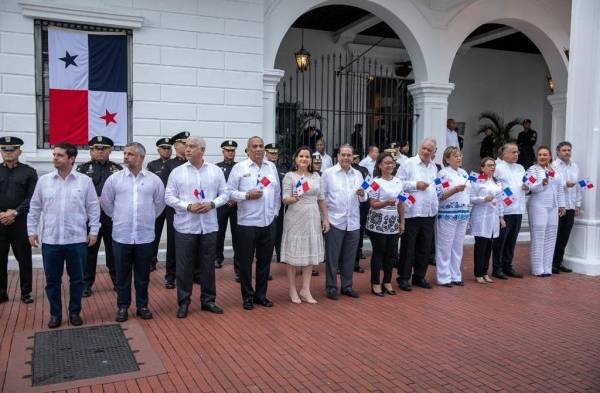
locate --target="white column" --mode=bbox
[263,68,285,144]
[407,82,455,156]
[547,93,567,148]
[563,0,600,275]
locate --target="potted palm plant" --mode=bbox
[476,111,521,158]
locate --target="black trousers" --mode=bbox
[274,205,284,260]
[369,231,398,285]
[0,216,32,296]
[492,214,522,274]
[84,211,116,288]
[175,231,217,306]
[398,216,434,281]
[216,204,238,272]
[553,209,575,269]
[355,201,369,266]
[152,209,167,261]
[164,207,176,282]
[113,241,153,309]
[236,222,275,301]
[474,236,493,277]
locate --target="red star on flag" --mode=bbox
[100,109,117,126]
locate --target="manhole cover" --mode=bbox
[32,324,139,386]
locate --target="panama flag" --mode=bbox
[397,192,416,206]
[361,176,380,192]
[578,179,595,189]
[434,176,450,189]
[523,174,537,185]
[193,188,205,200]
[501,187,514,206]
[48,27,127,145]
[294,177,310,196]
[257,175,271,189]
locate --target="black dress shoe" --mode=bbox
[242,298,254,310]
[115,307,128,322]
[504,270,523,278]
[69,313,83,326]
[492,272,508,280]
[559,265,572,273]
[354,266,365,273]
[21,293,34,304]
[451,281,464,286]
[436,282,452,288]
[254,297,274,307]
[341,289,360,298]
[326,290,338,300]
[165,280,175,289]
[48,315,61,329]
[397,279,412,292]
[312,269,319,276]
[82,288,92,297]
[542,273,552,277]
[371,288,384,297]
[412,278,432,289]
[201,303,224,314]
[214,260,223,269]
[552,268,560,274]
[234,273,241,283]
[136,307,153,319]
[177,304,189,318]
[382,287,396,295]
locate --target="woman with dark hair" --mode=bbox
[526,146,566,277]
[280,146,330,303]
[469,157,506,284]
[366,152,405,296]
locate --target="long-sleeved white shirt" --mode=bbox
[553,159,582,210]
[165,161,229,234]
[321,163,367,231]
[437,166,470,220]
[526,164,566,209]
[446,129,459,149]
[227,158,281,227]
[494,159,527,215]
[100,167,165,244]
[394,155,439,218]
[27,168,100,245]
[469,178,504,238]
[359,155,376,176]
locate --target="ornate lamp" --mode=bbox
[295,29,310,72]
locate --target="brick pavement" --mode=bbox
[1,244,599,392]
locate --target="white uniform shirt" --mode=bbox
[316,152,333,171]
[359,155,376,176]
[526,165,566,209]
[494,159,527,215]
[553,159,582,210]
[321,163,368,231]
[394,155,439,218]
[227,158,281,227]
[100,168,165,244]
[27,168,100,245]
[165,161,229,234]
[396,153,408,167]
[446,129,459,149]
[469,178,504,238]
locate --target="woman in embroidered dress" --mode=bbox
[435,146,470,287]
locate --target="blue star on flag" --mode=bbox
[59,50,78,68]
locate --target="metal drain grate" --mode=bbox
[32,324,139,386]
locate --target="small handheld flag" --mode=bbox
[578,179,595,189]
[546,169,555,179]
[193,188,205,200]
[294,177,310,196]
[501,187,514,206]
[257,175,271,189]
[467,171,478,182]
[397,192,416,206]
[434,177,450,189]
[361,176,380,192]
[523,175,537,185]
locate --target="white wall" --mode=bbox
[449,47,552,171]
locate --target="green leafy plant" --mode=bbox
[476,111,521,152]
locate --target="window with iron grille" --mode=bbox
[34,19,133,150]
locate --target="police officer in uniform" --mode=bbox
[352,153,369,273]
[517,119,537,170]
[160,131,189,289]
[78,136,122,297]
[265,143,287,268]
[146,137,172,271]
[215,140,240,278]
[0,136,37,304]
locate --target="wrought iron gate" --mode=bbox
[276,52,415,167]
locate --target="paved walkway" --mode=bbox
[1,244,599,392]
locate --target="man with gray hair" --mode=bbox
[101,142,166,322]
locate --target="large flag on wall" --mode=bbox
[48,27,127,146]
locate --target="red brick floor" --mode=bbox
[1,244,600,393]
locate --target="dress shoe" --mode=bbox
[542,273,552,277]
[412,278,432,289]
[492,272,508,280]
[559,265,572,273]
[82,288,92,297]
[201,303,224,314]
[69,313,83,326]
[242,298,254,310]
[397,279,412,292]
[326,290,338,300]
[436,282,452,288]
[136,307,153,319]
[299,291,317,304]
[214,260,223,269]
[0,293,8,303]
[504,270,523,278]
[115,307,128,322]
[312,269,319,276]
[382,285,396,295]
[21,293,34,304]
[371,288,384,297]
[177,304,189,318]
[254,297,274,307]
[48,315,61,329]
[354,266,365,273]
[451,281,464,286]
[552,268,560,274]
[483,275,494,283]
[234,273,241,283]
[341,289,360,298]
[476,276,486,284]
[165,280,175,289]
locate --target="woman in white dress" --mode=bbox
[526,146,566,277]
[469,157,506,284]
[281,146,330,304]
[366,152,405,296]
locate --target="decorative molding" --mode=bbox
[547,92,567,108]
[408,82,455,101]
[263,68,285,93]
[20,1,144,29]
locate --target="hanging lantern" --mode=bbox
[547,76,555,93]
[295,29,310,72]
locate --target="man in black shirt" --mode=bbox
[265,143,287,268]
[0,136,37,304]
[146,137,172,271]
[78,136,122,297]
[352,154,369,273]
[517,119,537,169]
[160,131,189,289]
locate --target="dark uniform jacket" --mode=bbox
[216,160,236,182]
[0,162,37,217]
[160,156,187,185]
[76,160,122,197]
[517,129,537,170]
[147,158,170,186]
[480,135,496,159]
